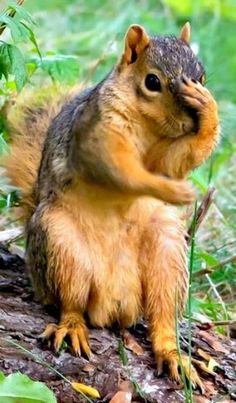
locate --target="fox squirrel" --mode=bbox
[5,22,219,388]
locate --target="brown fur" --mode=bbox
[4,24,219,386]
[4,86,80,217]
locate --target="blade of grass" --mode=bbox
[187,201,198,401]
[118,339,146,399]
[175,290,191,402]
[4,338,93,403]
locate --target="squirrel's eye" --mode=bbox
[145,74,161,92]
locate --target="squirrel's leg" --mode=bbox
[27,205,92,357]
[147,78,219,179]
[140,205,203,389]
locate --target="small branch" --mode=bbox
[0,227,23,243]
[0,0,25,36]
[212,320,236,327]
[193,254,236,278]
[187,187,216,245]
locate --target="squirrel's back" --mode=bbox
[4,86,80,217]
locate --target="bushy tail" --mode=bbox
[3,86,76,218]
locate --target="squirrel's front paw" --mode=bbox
[175,75,217,113]
[40,312,91,358]
[155,349,204,392]
[161,179,196,205]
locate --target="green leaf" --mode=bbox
[9,45,27,91]
[39,54,80,83]
[0,197,7,209]
[7,3,36,26]
[0,4,41,55]
[0,132,9,154]
[26,62,38,77]
[20,22,41,57]
[0,43,11,80]
[196,251,219,267]
[0,15,29,43]
[118,340,128,366]
[0,43,27,91]
[0,371,56,403]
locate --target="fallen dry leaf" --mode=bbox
[197,348,212,361]
[121,330,144,356]
[195,349,219,374]
[198,330,229,354]
[71,382,100,398]
[194,397,211,403]
[118,380,133,394]
[192,358,215,376]
[109,391,132,403]
[208,357,219,372]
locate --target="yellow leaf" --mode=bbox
[208,357,219,372]
[71,382,100,398]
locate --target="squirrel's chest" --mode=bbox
[62,190,144,326]
[81,211,143,327]
[86,216,143,327]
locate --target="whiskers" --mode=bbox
[158,115,180,137]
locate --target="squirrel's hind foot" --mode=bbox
[155,349,205,393]
[40,312,91,358]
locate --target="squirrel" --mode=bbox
[4,22,219,389]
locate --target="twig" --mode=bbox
[0,227,23,243]
[184,315,236,327]
[187,187,216,245]
[212,320,236,326]
[0,0,25,36]
[193,254,236,278]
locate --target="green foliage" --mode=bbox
[0,43,27,91]
[32,53,80,83]
[0,2,40,91]
[0,371,56,403]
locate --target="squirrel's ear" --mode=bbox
[180,22,191,43]
[121,24,150,65]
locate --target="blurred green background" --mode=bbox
[0,0,235,327]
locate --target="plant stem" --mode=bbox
[175,291,190,402]
[188,201,198,401]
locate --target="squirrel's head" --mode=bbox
[116,23,205,138]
